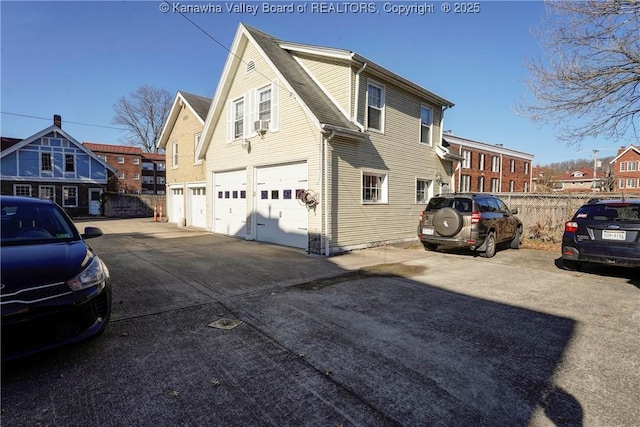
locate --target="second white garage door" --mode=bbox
[213,170,247,237]
[255,163,308,249]
[188,186,206,228]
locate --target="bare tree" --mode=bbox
[112,85,172,153]
[518,1,640,146]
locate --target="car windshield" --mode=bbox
[574,203,640,221]
[426,197,472,213]
[0,201,78,245]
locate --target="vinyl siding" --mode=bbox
[206,41,323,236]
[294,54,351,117]
[328,73,450,249]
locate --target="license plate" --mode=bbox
[602,230,626,241]
[422,227,434,235]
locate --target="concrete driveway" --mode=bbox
[2,218,638,426]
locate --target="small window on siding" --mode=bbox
[362,172,388,204]
[366,81,385,132]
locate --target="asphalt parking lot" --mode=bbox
[2,218,639,426]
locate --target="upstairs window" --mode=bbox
[479,153,485,171]
[367,81,384,132]
[133,157,140,165]
[118,156,125,164]
[491,156,500,173]
[41,152,52,172]
[172,142,179,167]
[461,150,471,169]
[64,154,75,172]
[233,98,244,139]
[420,105,432,145]
[620,162,626,172]
[258,86,272,122]
[510,159,516,173]
[194,133,202,164]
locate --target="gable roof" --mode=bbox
[1,137,22,152]
[552,168,606,182]
[197,23,454,160]
[1,125,115,173]
[157,91,212,149]
[610,145,640,164]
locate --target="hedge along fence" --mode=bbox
[101,192,166,218]
[496,193,631,243]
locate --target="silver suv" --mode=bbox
[417,193,522,257]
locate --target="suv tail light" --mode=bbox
[471,212,481,224]
[419,211,424,221]
[565,221,578,233]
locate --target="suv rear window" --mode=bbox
[426,197,472,213]
[574,203,640,221]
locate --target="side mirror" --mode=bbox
[82,226,103,239]
[511,208,518,215]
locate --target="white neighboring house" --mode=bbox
[158,91,211,227]
[197,23,460,255]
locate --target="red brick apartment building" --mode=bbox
[83,143,166,194]
[610,145,640,194]
[443,134,534,193]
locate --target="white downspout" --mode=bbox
[324,130,335,256]
[353,62,367,131]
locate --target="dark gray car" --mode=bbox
[417,193,522,257]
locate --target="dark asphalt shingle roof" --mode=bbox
[179,91,211,122]
[244,25,358,132]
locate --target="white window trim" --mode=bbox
[62,186,78,207]
[194,133,203,165]
[419,104,433,146]
[117,156,125,164]
[479,153,485,171]
[461,150,471,169]
[133,157,140,165]
[362,171,388,204]
[64,154,75,173]
[460,175,471,192]
[172,141,179,168]
[416,178,432,204]
[366,80,385,133]
[39,185,55,201]
[13,184,32,197]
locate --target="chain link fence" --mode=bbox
[496,193,632,243]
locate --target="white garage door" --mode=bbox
[170,187,184,224]
[188,187,206,228]
[255,163,308,249]
[213,171,247,237]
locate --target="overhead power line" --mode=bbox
[1,112,125,131]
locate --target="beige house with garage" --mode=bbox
[158,91,211,227]
[197,23,460,254]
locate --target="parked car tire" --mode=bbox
[423,242,438,251]
[509,227,521,249]
[562,259,582,271]
[432,207,463,237]
[480,232,496,258]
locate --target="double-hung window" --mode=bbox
[491,156,500,173]
[479,153,485,171]
[362,172,388,203]
[416,179,431,203]
[367,81,384,132]
[510,159,516,173]
[461,150,471,169]
[420,105,432,145]
[63,186,78,207]
[194,133,202,164]
[460,175,471,192]
[258,86,271,122]
[172,142,179,167]
[233,98,244,139]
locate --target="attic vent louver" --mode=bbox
[246,60,256,73]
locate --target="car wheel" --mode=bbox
[432,207,463,237]
[423,242,438,251]
[562,259,582,271]
[509,227,521,249]
[480,232,496,258]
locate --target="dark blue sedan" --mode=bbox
[562,198,640,271]
[1,195,111,361]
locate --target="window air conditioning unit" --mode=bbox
[254,120,270,133]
